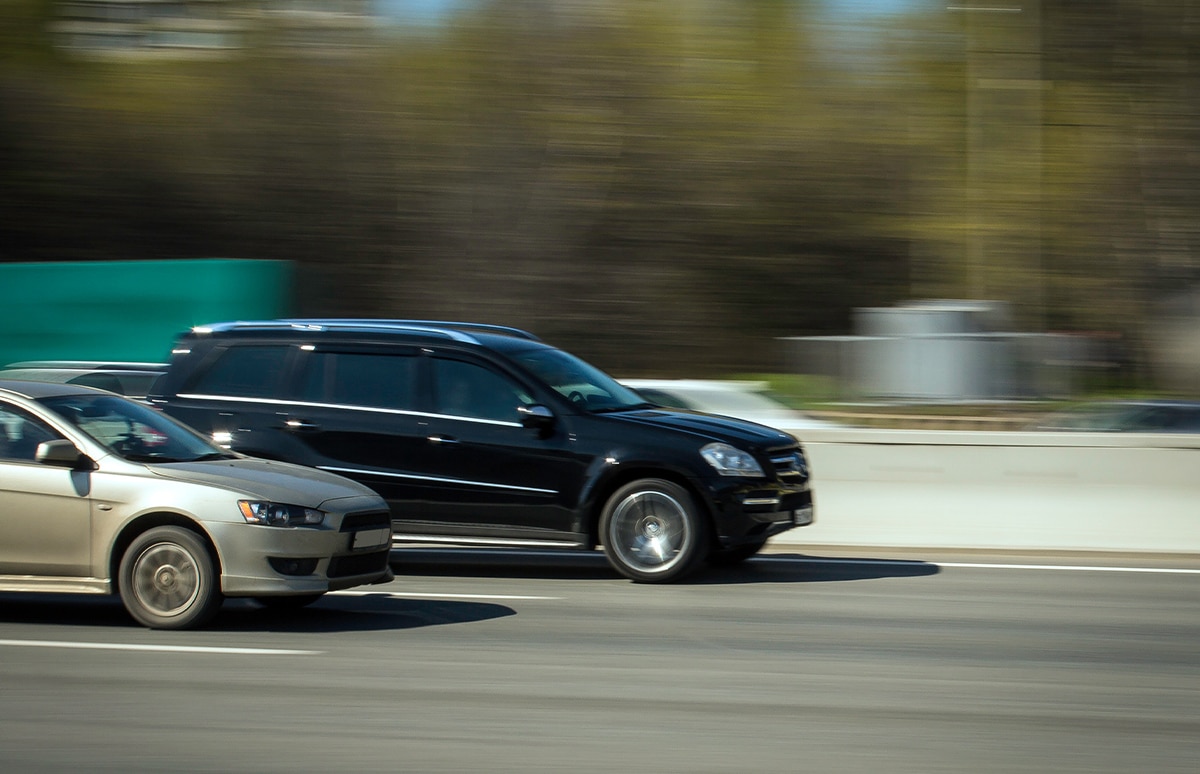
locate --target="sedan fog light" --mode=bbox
[268,557,319,576]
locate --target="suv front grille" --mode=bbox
[770,449,809,483]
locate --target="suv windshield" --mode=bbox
[39,393,230,462]
[512,347,648,412]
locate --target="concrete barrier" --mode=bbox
[772,428,1200,554]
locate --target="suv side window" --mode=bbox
[299,351,417,410]
[189,345,292,399]
[433,358,530,423]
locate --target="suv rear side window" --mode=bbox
[188,345,291,399]
[300,351,417,410]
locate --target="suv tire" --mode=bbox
[600,478,708,583]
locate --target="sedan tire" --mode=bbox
[600,478,708,583]
[119,526,223,630]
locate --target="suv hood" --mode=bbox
[145,457,377,505]
[604,407,797,449]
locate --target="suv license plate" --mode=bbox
[793,507,813,526]
[352,527,390,550]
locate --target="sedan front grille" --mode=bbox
[339,509,391,532]
[328,549,390,578]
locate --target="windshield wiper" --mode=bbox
[592,402,656,414]
[192,452,236,461]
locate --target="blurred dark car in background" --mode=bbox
[1028,400,1200,433]
[620,378,842,433]
[0,361,167,399]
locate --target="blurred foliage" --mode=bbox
[1,0,1198,379]
[737,372,843,409]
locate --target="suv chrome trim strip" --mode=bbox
[175,394,523,428]
[319,466,557,495]
[392,534,578,548]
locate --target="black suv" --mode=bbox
[149,320,813,582]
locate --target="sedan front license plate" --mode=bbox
[352,527,390,550]
[793,506,813,526]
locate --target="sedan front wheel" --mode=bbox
[119,526,223,630]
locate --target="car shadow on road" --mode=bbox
[390,548,940,584]
[216,595,517,633]
[393,547,618,580]
[692,553,941,585]
[0,592,516,633]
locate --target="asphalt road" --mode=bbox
[1,548,1197,773]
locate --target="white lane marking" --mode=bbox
[0,639,319,655]
[760,556,1200,575]
[331,590,560,601]
[937,561,1200,575]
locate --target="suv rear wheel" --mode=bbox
[600,478,708,583]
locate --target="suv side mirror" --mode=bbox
[36,440,95,470]
[517,404,555,435]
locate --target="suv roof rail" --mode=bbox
[285,319,541,342]
[192,319,541,345]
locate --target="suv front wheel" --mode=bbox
[600,478,708,583]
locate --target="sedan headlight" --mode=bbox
[700,442,766,478]
[238,501,325,527]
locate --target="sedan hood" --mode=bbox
[604,407,797,449]
[145,457,377,506]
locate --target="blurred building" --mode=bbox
[781,300,1101,402]
[52,0,381,57]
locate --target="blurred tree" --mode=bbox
[0,0,1196,382]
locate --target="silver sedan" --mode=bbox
[0,379,393,629]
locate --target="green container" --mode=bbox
[0,259,291,366]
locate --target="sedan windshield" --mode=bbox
[39,393,231,462]
[512,347,648,412]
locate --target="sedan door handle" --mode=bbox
[427,434,460,445]
[285,419,320,432]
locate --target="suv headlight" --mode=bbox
[238,501,325,527]
[700,443,765,478]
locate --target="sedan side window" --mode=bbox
[0,404,65,462]
[433,359,530,423]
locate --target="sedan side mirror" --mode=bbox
[36,440,95,470]
[517,404,556,435]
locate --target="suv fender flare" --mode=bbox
[576,453,710,543]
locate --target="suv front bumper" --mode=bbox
[705,481,815,548]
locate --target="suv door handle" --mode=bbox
[427,434,459,445]
[285,419,320,432]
